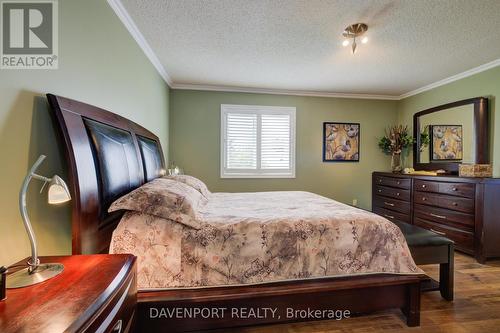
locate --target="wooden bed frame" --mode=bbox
[47,94,423,331]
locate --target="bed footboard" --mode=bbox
[136,274,422,332]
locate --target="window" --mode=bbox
[221,104,296,178]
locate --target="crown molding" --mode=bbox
[173,58,500,100]
[170,83,400,100]
[398,58,500,99]
[107,0,173,86]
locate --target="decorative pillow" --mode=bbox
[164,175,211,198]
[108,178,204,229]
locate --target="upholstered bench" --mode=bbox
[394,221,454,301]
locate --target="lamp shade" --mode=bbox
[48,175,71,204]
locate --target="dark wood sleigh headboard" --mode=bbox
[47,94,166,254]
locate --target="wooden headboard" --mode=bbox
[47,94,166,254]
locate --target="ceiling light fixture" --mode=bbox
[342,23,368,54]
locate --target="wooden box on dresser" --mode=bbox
[0,255,137,333]
[372,172,500,263]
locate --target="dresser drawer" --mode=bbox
[414,191,439,206]
[414,180,439,193]
[414,191,474,214]
[414,217,474,252]
[439,182,475,198]
[374,175,411,189]
[414,180,475,198]
[373,206,411,223]
[85,270,137,333]
[414,204,474,231]
[374,185,411,201]
[373,196,411,214]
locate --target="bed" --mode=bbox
[47,94,424,332]
[109,188,421,290]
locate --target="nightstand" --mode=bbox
[0,254,137,333]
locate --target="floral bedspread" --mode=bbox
[110,191,421,290]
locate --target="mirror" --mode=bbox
[413,97,488,173]
[418,104,474,163]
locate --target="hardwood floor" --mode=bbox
[210,253,500,333]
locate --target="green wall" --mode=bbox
[170,90,397,209]
[397,66,500,176]
[0,0,170,266]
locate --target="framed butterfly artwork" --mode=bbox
[323,122,360,162]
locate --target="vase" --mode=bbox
[391,153,402,173]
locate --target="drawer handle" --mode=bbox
[452,202,458,206]
[452,187,458,191]
[421,184,426,188]
[112,319,123,333]
[396,192,400,196]
[421,197,427,201]
[384,214,395,219]
[379,179,382,183]
[378,189,382,193]
[384,202,395,207]
[430,213,447,219]
[430,228,446,236]
[397,181,401,185]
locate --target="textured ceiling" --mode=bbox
[120,0,500,96]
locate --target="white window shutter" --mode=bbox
[261,114,291,170]
[225,113,257,169]
[221,105,296,178]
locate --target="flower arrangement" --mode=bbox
[378,125,414,156]
[378,125,430,172]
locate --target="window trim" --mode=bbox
[220,104,296,179]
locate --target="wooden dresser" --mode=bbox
[0,255,136,333]
[372,172,500,263]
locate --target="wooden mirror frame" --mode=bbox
[413,97,489,173]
